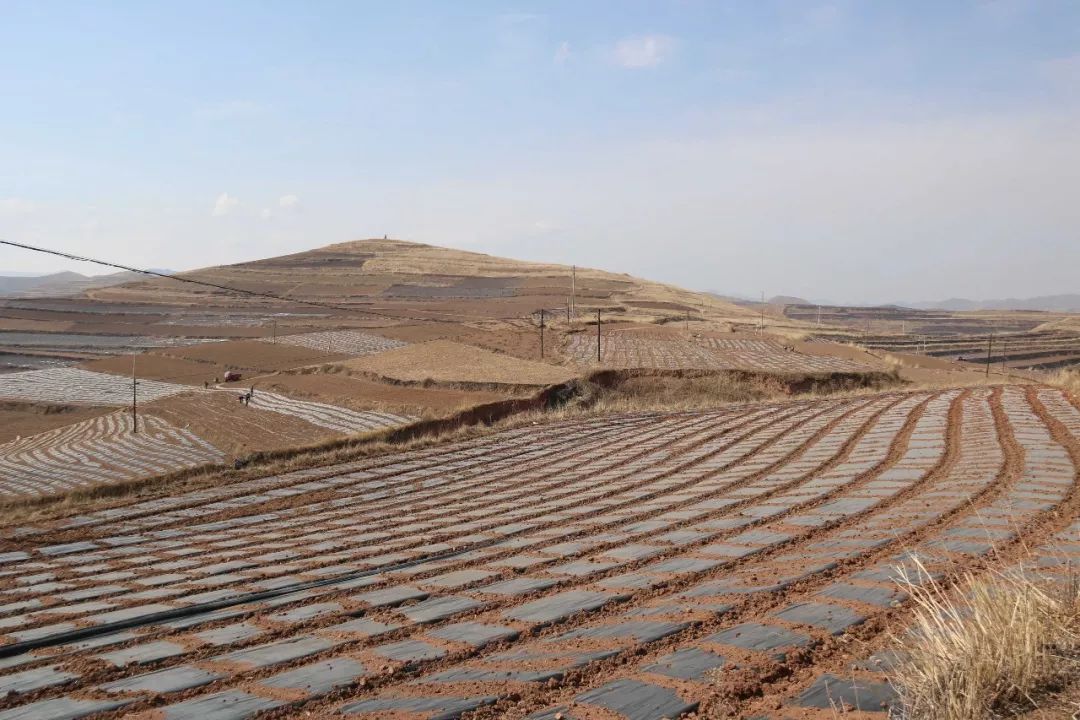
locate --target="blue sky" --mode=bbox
[2,0,1079,303]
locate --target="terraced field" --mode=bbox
[263,331,406,358]
[0,385,1075,719]
[566,334,876,373]
[213,389,414,435]
[829,328,1080,371]
[0,413,224,498]
[0,369,189,406]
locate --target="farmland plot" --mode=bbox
[215,389,414,434]
[566,333,876,373]
[0,368,189,406]
[263,330,406,357]
[695,336,874,372]
[0,412,223,498]
[820,328,1080,371]
[0,387,1075,720]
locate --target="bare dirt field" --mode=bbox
[338,340,576,387]
[81,354,228,386]
[372,323,563,365]
[256,372,511,416]
[452,325,563,363]
[0,385,1075,719]
[0,402,112,443]
[157,340,351,373]
[142,392,353,458]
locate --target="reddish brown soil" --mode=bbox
[608,324,688,339]
[338,340,576,387]
[0,402,113,443]
[157,340,351,372]
[80,354,226,386]
[453,326,566,363]
[143,391,340,458]
[372,323,478,344]
[0,386,1076,719]
[256,372,510,415]
[0,318,75,332]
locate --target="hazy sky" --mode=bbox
[2,0,1079,304]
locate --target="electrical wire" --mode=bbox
[0,239,581,325]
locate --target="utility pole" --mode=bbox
[1001,338,1007,374]
[539,309,545,360]
[131,355,138,434]
[759,291,765,334]
[985,332,994,378]
[596,309,602,362]
[572,266,576,316]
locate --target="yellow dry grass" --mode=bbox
[1050,368,1080,399]
[547,370,904,416]
[91,238,760,326]
[889,555,1080,720]
[336,340,576,387]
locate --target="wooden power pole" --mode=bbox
[131,355,138,434]
[572,266,576,315]
[985,332,993,378]
[596,309,601,363]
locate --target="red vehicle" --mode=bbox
[224,371,243,382]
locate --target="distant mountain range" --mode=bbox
[0,270,171,298]
[704,290,1080,313]
[905,295,1080,312]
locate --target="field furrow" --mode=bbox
[565,334,876,373]
[0,412,225,498]
[261,330,406,357]
[0,369,189,406]
[0,386,1074,720]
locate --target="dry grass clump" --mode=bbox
[579,369,903,414]
[1051,368,1080,399]
[578,374,774,413]
[889,556,1080,720]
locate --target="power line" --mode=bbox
[0,239,538,325]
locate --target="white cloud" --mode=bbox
[612,35,675,69]
[211,192,239,217]
[0,197,37,216]
[260,195,301,220]
[554,41,572,65]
